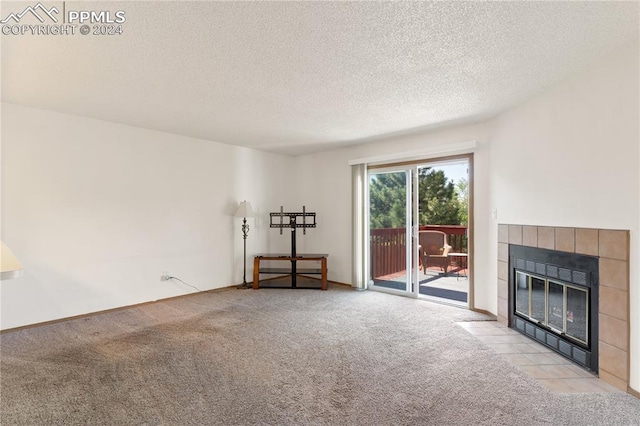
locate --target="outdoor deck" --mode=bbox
[374,265,469,303]
[371,225,468,303]
[370,225,467,278]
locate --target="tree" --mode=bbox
[369,168,464,229]
[369,172,406,229]
[416,168,460,226]
[456,178,469,226]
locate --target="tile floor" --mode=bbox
[457,320,622,393]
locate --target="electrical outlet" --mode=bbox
[161,271,170,281]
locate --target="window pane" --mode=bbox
[515,272,529,316]
[547,281,564,331]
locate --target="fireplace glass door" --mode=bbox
[566,286,588,344]
[547,281,564,332]
[515,271,529,316]
[514,272,589,346]
[530,276,545,323]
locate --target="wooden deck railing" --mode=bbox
[370,225,468,278]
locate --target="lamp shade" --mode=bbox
[234,200,254,218]
[1,241,23,280]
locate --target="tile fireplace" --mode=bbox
[497,225,630,392]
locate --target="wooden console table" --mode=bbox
[253,253,328,290]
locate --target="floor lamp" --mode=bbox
[234,200,254,288]
[1,241,24,281]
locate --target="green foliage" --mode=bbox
[417,168,460,226]
[369,168,468,229]
[369,172,407,229]
[456,178,469,226]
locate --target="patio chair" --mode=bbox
[418,230,452,274]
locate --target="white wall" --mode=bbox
[0,103,293,329]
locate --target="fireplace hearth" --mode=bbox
[509,245,598,372]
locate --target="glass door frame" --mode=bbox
[410,166,420,297]
[366,165,420,298]
[366,153,473,307]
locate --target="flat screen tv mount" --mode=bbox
[268,206,317,286]
[270,206,316,236]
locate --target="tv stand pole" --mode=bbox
[290,219,297,287]
[272,206,316,288]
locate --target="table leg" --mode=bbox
[321,257,327,291]
[252,257,260,289]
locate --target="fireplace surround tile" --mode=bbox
[498,278,508,300]
[599,258,629,291]
[497,260,508,281]
[600,341,628,383]
[499,224,631,394]
[576,228,599,256]
[498,242,509,262]
[508,225,522,245]
[497,299,508,320]
[498,224,509,243]
[599,313,629,351]
[537,227,555,250]
[599,370,629,392]
[600,286,629,322]
[522,226,538,247]
[555,228,575,253]
[599,229,629,261]
[497,300,508,324]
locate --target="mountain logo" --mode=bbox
[1,2,60,24]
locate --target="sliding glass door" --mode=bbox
[368,168,414,294]
[368,158,470,304]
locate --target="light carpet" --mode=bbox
[2,281,640,425]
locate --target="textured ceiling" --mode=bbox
[2,1,638,155]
